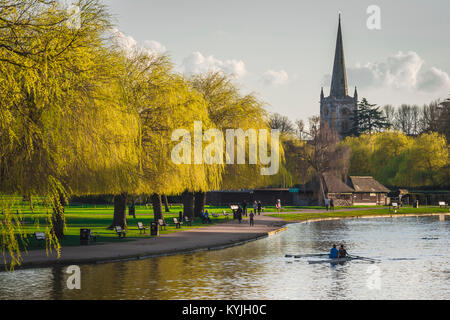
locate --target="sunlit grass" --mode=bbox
[268,206,450,221]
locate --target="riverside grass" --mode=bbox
[3,204,304,250]
[268,206,450,222]
[6,204,448,251]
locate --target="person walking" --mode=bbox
[253,201,258,214]
[249,211,255,226]
[257,201,262,215]
[237,206,243,224]
[330,198,335,211]
[242,200,247,217]
[325,198,330,211]
[276,199,281,214]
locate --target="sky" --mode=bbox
[104,0,450,122]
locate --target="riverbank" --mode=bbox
[267,206,450,222]
[3,207,449,271]
[2,214,289,270]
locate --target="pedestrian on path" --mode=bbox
[276,199,281,214]
[249,211,255,226]
[237,206,243,224]
[242,200,247,216]
[257,201,262,215]
[325,198,330,211]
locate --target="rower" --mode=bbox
[338,245,347,258]
[329,244,338,259]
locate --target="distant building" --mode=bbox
[206,175,390,207]
[322,173,354,206]
[320,14,358,137]
[347,176,390,205]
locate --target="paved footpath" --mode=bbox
[3,214,289,270]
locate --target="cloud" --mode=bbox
[143,40,167,54]
[179,51,247,79]
[111,28,166,57]
[261,70,289,86]
[417,67,450,92]
[322,51,450,92]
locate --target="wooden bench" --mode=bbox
[173,218,183,228]
[211,213,219,218]
[389,202,398,212]
[137,222,148,234]
[114,226,127,238]
[184,216,192,226]
[158,219,167,231]
[35,232,45,247]
[438,201,448,208]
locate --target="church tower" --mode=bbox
[320,14,358,137]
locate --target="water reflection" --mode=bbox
[0,216,448,300]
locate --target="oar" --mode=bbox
[285,253,329,258]
[347,254,378,262]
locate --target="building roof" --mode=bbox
[349,176,390,193]
[323,173,354,193]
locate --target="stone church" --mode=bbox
[320,15,358,137]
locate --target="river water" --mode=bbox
[0,215,449,300]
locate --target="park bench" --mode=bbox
[137,222,148,234]
[389,202,399,212]
[222,210,229,219]
[34,232,45,247]
[438,201,448,208]
[114,226,127,238]
[184,216,192,226]
[211,213,219,218]
[158,219,167,231]
[173,218,182,228]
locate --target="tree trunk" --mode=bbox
[51,193,66,239]
[318,174,326,206]
[194,191,206,217]
[109,193,128,229]
[151,193,164,221]
[163,194,170,212]
[182,191,195,219]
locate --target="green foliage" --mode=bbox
[343,131,449,188]
[350,98,390,136]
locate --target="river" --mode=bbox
[0,215,448,300]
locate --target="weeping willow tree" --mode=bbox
[111,43,223,224]
[190,72,283,201]
[0,0,140,268]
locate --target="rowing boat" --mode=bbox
[308,256,359,264]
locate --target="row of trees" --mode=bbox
[0,0,279,268]
[383,100,450,139]
[343,132,449,188]
[269,98,449,193]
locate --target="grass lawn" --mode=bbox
[2,204,236,251]
[267,206,450,222]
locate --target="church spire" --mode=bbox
[330,14,348,98]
